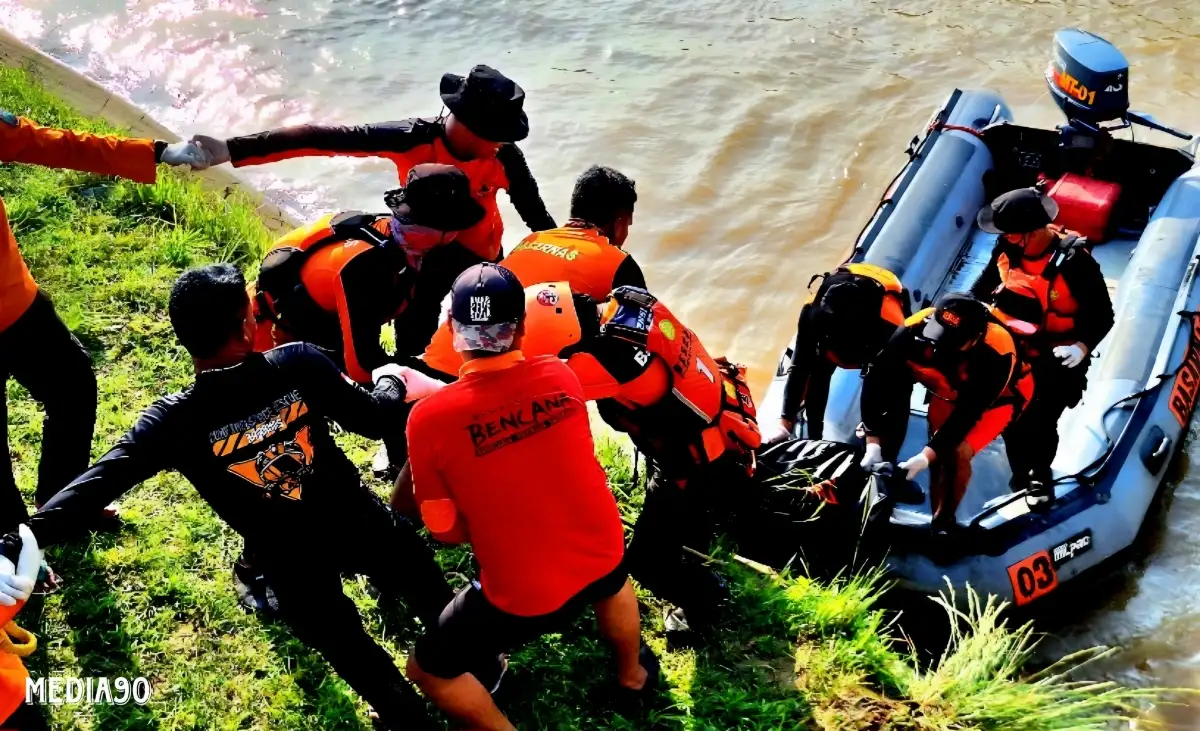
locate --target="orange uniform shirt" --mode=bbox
[407,352,625,617]
[501,225,635,298]
[0,116,157,332]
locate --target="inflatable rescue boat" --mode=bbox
[758,29,1200,608]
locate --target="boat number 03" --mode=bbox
[1007,551,1058,606]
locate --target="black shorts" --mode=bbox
[413,561,628,680]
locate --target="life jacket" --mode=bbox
[501,224,631,299]
[903,308,1033,409]
[252,212,395,343]
[811,263,909,367]
[598,287,761,468]
[994,229,1083,349]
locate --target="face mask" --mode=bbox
[390,218,454,268]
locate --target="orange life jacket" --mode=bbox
[995,229,1082,346]
[251,212,396,348]
[599,288,761,465]
[903,308,1033,407]
[501,224,631,299]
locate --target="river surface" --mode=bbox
[3,0,1200,725]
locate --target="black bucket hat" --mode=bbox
[384,163,487,232]
[440,65,529,143]
[977,187,1060,235]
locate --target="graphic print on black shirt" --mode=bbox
[209,390,315,502]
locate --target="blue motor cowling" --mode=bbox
[1046,28,1129,127]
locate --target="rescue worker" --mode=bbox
[405,264,658,731]
[419,164,645,370]
[1,264,495,731]
[417,280,760,642]
[860,293,1033,537]
[250,163,486,382]
[764,263,909,444]
[239,163,485,609]
[500,164,645,296]
[188,65,556,356]
[972,187,1114,506]
[0,113,201,537]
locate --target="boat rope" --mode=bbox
[927,120,988,140]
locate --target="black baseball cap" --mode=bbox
[450,263,525,353]
[920,293,990,347]
[384,163,486,232]
[977,188,1059,235]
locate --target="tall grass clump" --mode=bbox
[0,64,1170,729]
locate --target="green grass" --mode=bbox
[0,65,1164,729]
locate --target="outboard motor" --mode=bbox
[1046,28,1191,141]
[1046,28,1129,130]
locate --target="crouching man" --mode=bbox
[1,265,472,730]
[404,264,658,731]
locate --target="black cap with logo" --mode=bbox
[450,263,525,353]
[384,163,486,232]
[919,293,990,348]
[977,187,1060,235]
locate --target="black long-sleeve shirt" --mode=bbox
[25,344,407,557]
[970,240,1114,353]
[861,323,1014,458]
[225,118,555,236]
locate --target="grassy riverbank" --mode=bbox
[1,66,1157,730]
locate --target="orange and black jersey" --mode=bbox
[861,322,1015,458]
[970,239,1113,353]
[25,344,407,556]
[226,118,555,257]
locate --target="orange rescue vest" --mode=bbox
[502,225,630,299]
[903,308,1032,406]
[994,231,1082,345]
[599,288,761,464]
[252,212,396,347]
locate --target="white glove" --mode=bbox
[372,363,405,386]
[1053,343,1087,369]
[160,141,208,168]
[899,452,931,481]
[859,442,884,470]
[0,525,42,607]
[397,367,447,402]
[762,419,794,445]
[188,134,232,167]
